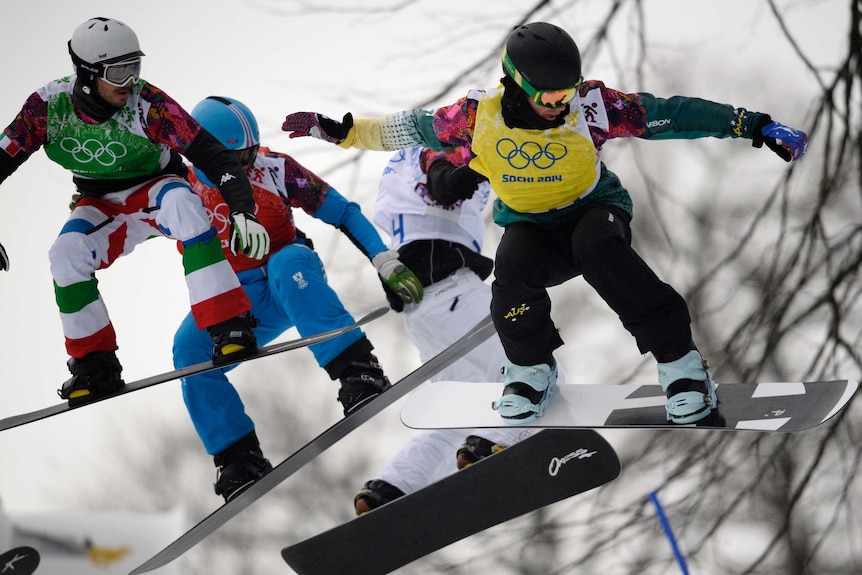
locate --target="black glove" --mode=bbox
[282,112,354,144]
[379,277,406,313]
[426,161,487,206]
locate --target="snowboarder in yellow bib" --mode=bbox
[282,22,808,426]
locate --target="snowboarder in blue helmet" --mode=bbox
[282,21,808,426]
[174,95,422,502]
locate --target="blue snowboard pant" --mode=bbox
[173,243,365,455]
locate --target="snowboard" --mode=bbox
[281,428,621,575]
[401,379,858,432]
[0,307,388,433]
[129,313,497,574]
[0,547,40,575]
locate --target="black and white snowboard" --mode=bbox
[130,314,498,574]
[401,379,858,431]
[0,547,40,575]
[281,428,620,575]
[0,307,388,433]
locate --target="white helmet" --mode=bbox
[69,17,144,81]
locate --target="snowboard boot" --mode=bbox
[58,350,125,407]
[213,434,273,503]
[456,435,507,470]
[657,349,718,424]
[353,479,405,516]
[207,311,259,367]
[337,354,391,416]
[492,360,559,424]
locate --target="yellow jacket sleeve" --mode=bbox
[337,111,445,151]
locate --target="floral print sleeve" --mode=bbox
[0,92,48,183]
[431,95,480,148]
[267,149,331,214]
[138,83,201,152]
[419,145,473,174]
[1,92,48,156]
[579,80,647,149]
[265,148,386,257]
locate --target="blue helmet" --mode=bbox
[191,96,260,186]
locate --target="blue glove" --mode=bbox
[282,112,353,144]
[0,242,8,271]
[753,118,808,162]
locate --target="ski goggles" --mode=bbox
[101,58,142,87]
[234,145,260,169]
[502,49,581,108]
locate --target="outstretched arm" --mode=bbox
[314,187,423,305]
[750,117,808,162]
[637,92,808,162]
[282,110,445,152]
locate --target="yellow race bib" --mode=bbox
[470,89,600,213]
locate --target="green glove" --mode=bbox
[372,250,423,304]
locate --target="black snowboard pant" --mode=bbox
[490,204,694,366]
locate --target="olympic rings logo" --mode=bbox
[59,137,128,166]
[496,139,567,170]
[206,202,232,234]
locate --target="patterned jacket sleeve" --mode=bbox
[340,94,482,152]
[0,92,47,185]
[274,150,389,260]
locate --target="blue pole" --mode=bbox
[649,490,690,575]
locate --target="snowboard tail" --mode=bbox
[0,307,389,433]
[281,429,621,575]
[0,547,40,575]
[401,379,858,432]
[129,313,497,574]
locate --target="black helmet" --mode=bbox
[502,22,581,92]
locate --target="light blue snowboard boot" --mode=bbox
[657,350,717,424]
[492,360,559,424]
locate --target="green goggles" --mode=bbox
[502,48,581,108]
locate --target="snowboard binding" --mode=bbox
[658,350,718,425]
[492,360,559,424]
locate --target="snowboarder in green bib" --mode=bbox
[282,21,808,426]
[0,17,270,405]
